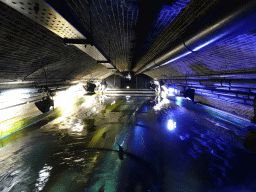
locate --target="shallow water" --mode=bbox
[1,95,256,192]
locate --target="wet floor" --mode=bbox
[1,95,256,192]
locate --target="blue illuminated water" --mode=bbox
[90,96,256,191]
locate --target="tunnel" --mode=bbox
[1,0,256,191]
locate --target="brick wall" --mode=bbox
[195,94,254,120]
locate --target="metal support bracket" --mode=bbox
[97,60,116,69]
[64,38,94,46]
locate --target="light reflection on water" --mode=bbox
[0,167,32,192]
[0,132,55,192]
[179,133,189,140]
[1,95,256,191]
[167,119,176,130]
[0,94,113,192]
[148,97,256,190]
[35,164,52,192]
[172,119,237,189]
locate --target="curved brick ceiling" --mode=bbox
[0,0,256,86]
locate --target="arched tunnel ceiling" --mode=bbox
[1,0,256,88]
[144,30,256,79]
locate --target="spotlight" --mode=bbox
[83,82,96,94]
[126,74,131,80]
[35,96,54,113]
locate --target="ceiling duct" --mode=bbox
[135,0,256,75]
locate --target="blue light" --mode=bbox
[176,97,182,100]
[168,88,175,96]
[192,33,227,51]
[175,96,183,105]
[161,51,192,66]
[167,119,176,130]
[142,106,149,112]
[156,1,191,35]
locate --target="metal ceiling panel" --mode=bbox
[1,0,107,61]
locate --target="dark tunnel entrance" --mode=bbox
[103,73,152,89]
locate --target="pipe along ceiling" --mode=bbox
[135,0,256,75]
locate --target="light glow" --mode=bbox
[0,107,19,123]
[154,81,159,85]
[175,96,183,105]
[162,98,170,104]
[126,74,131,80]
[54,83,84,108]
[161,51,192,66]
[153,98,170,111]
[161,85,168,98]
[126,95,131,102]
[176,97,183,101]
[153,105,161,111]
[161,86,168,92]
[168,119,176,130]
[72,122,84,132]
[0,89,31,108]
[35,164,53,191]
[0,88,37,122]
[168,88,175,96]
[99,95,106,105]
[192,33,227,51]
[54,83,85,120]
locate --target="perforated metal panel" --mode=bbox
[1,0,107,61]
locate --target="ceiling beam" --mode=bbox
[43,0,120,73]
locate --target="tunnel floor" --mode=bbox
[1,95,256,192]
